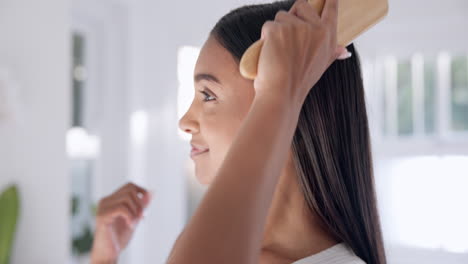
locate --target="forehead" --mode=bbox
[194,36,241,81]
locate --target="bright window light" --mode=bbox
[383,155,468,253]
[66,127,100,159]
[130,110,149,147]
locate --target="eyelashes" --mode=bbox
[199,88,217,102]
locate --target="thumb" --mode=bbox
[142,191,153,208]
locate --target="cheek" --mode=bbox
[197,89,254,184]
[204,116,240,168]
[202,106,249,171]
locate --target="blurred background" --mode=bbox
[0,0,467,263]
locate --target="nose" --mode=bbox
[178,104,199,135]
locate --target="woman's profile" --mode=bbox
[90,0,386,263]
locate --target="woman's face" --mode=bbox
[178,36,255,185]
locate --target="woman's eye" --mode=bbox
[200,90,216,102]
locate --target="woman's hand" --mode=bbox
[254,0,348,106]
[90,183,152,264]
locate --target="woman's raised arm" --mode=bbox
[167,0,344,263]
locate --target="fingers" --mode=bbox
[261,20,279,40]
[275,10,306,26]
[116,182,149,197]
[321,0,339,26]
[97,182,152,228]
[107,203,136,229]
[127,192,144,217]
[115,183,150,215]
[289,0,321,23]
[289,0,344,61]
[97,196,136,229]
[141,191,152,208]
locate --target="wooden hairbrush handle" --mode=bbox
[239,0,389,80]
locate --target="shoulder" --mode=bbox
[292,243,366,264]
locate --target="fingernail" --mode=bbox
[338,51,352,60]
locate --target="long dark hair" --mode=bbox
[211,1,386,264]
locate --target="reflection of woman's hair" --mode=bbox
[211,1,386,264]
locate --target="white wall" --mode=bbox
[0,0,70,263]
[356,0,468,56]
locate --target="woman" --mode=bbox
[90,0,386,263]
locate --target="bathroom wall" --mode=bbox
[0,0,70,263]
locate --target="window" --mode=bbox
[69,32,98,257]
[369,53,468,140]
[72,33,86,127]
[365,53,468,256]
[451,55,468,131]
[397,60,413,135]
[424,58,436,134]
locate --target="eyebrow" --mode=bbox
[194,73,222,85]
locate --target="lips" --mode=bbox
[190,143,209,158]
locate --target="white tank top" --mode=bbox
[291,243,366,264]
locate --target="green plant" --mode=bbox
[72,224,94,255]
[70,195,96,256]
[0,184,20,264]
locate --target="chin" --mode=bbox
[197,177,212,186]
[194,167,214,186]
